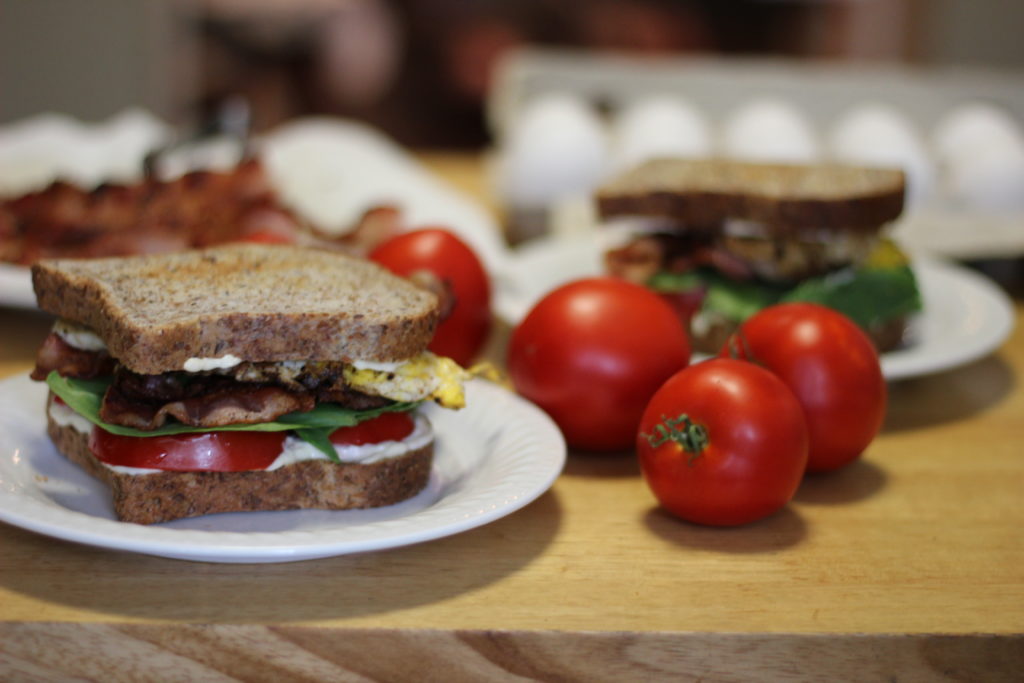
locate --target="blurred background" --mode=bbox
[3,0,1024,147]
[3,0,1024,265]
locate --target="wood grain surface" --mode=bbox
[0,153,1020,681]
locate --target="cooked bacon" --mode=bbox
[0,159,326,265]
[101,383,316,430]
[31,333,114,381]
[96,366,392,430]
[605,235,667,285]
[606,231,760,284]
[332,205,404,256]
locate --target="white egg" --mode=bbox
[496,93,609,208]
[829,103,934,205]
[721,98,819,163]
[945,136,1024,212]
[611,95,712,170]
[933,102,1024,166]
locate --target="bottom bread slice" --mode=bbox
[47,412,434,525]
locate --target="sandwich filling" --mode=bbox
[36,318,470,471]
[606,226,922,353]
[49,395,433,474]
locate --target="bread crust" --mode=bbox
[31,244,440,374]
[596,158,906,233]
[47,408,434,525]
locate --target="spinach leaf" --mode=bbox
[782,265,922,329]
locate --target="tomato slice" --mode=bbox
[330,411,415,446]
[90,429,286,472]
[88,412,416,471]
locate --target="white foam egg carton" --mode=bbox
[488,48,1024,260]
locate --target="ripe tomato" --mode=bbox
[722,303,887,473]
[637,358,808,526]
[90,429,286,472]
[508,277,690,451]
[370,228,491,366]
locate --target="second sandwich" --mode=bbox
[599,158,923,354]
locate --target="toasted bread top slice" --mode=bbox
[596,158,906,233]
[32,244,441,374]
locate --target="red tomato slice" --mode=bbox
[88,412,417,471]
[90,429,286,472]
[330,411,415,446]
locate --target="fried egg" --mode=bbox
[344,352,470,409]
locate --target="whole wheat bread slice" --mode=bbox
[596,158,906,233]
[31,244,440,375]
[47,405,433,525]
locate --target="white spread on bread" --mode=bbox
[53,319,107,352]
[49,395,430,474]
[48,396,95,435]
[351,359,404,373]
[182,355,244,372]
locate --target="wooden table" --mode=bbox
[0,153,1021,681]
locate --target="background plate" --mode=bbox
[0,376,565,563]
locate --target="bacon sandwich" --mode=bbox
[30,243,470,524]
[598,158,922,353]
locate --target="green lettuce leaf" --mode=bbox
[45,372,420,461]
[646,264,922,330]
[781,265,922,330]
[647,268,787,322]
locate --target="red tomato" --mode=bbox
[90,429,286,472]
[330,411,414,446]
[722,303,886,473]
[370,228,491,366]
[508,277,690,451]
[637,358,808,526]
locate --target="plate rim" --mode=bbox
[0,375,566,563]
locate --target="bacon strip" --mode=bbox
[100,383,315,430]
[1,160,306,264]
[605,232,757,283]
[31,333,114,381]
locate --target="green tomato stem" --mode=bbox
[642,413,709,464]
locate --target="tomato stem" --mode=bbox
[642,413,709,463]
[724,330,753,361]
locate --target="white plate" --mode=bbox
[0,376,565,563]
[494,235,1016,381]
[0,112,508,309]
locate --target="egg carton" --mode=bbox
[488,48,1024,260]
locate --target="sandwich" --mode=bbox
[30,243,471,524]
[597,158,922,353]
